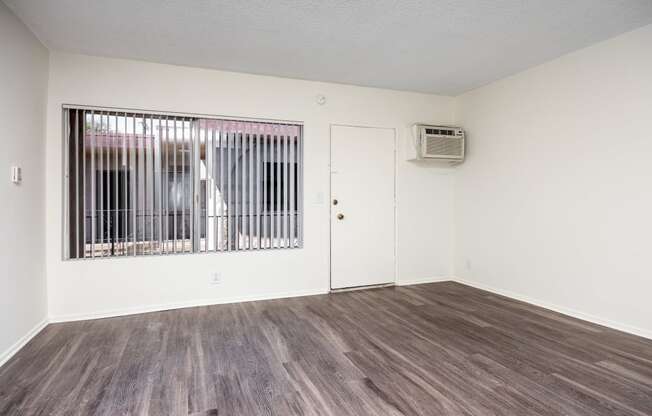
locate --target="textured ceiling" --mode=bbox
[5,0,652,95]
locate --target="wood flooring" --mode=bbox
[1,281,651,415]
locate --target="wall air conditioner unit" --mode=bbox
[407,124,465,163]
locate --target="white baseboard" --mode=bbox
[397,276,452,286]
[0,319,49,369]
[49,288,328,323]
[454,278,652,341]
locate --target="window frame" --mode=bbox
[61,104,304,261]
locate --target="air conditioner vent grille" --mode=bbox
[425,128,456,136]
[424,136,463,157]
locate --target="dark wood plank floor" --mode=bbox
[1,282,652,415]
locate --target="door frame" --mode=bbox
[328,123,398,291]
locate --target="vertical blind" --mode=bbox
[62,106,303,260]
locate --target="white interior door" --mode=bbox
[330,125,395,289]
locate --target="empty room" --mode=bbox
[2,0,652,415]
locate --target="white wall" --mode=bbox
[9,6,652,342]
[46,53,456,320]
[454,24,652,337]
[0,2,49,365]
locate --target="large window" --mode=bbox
[62,106,303,260]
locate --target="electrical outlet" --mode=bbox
[210,272,221,286]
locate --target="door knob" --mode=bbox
[333,199,338,205]
[337,213,344,220]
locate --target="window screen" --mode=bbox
[62,107,303,260]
